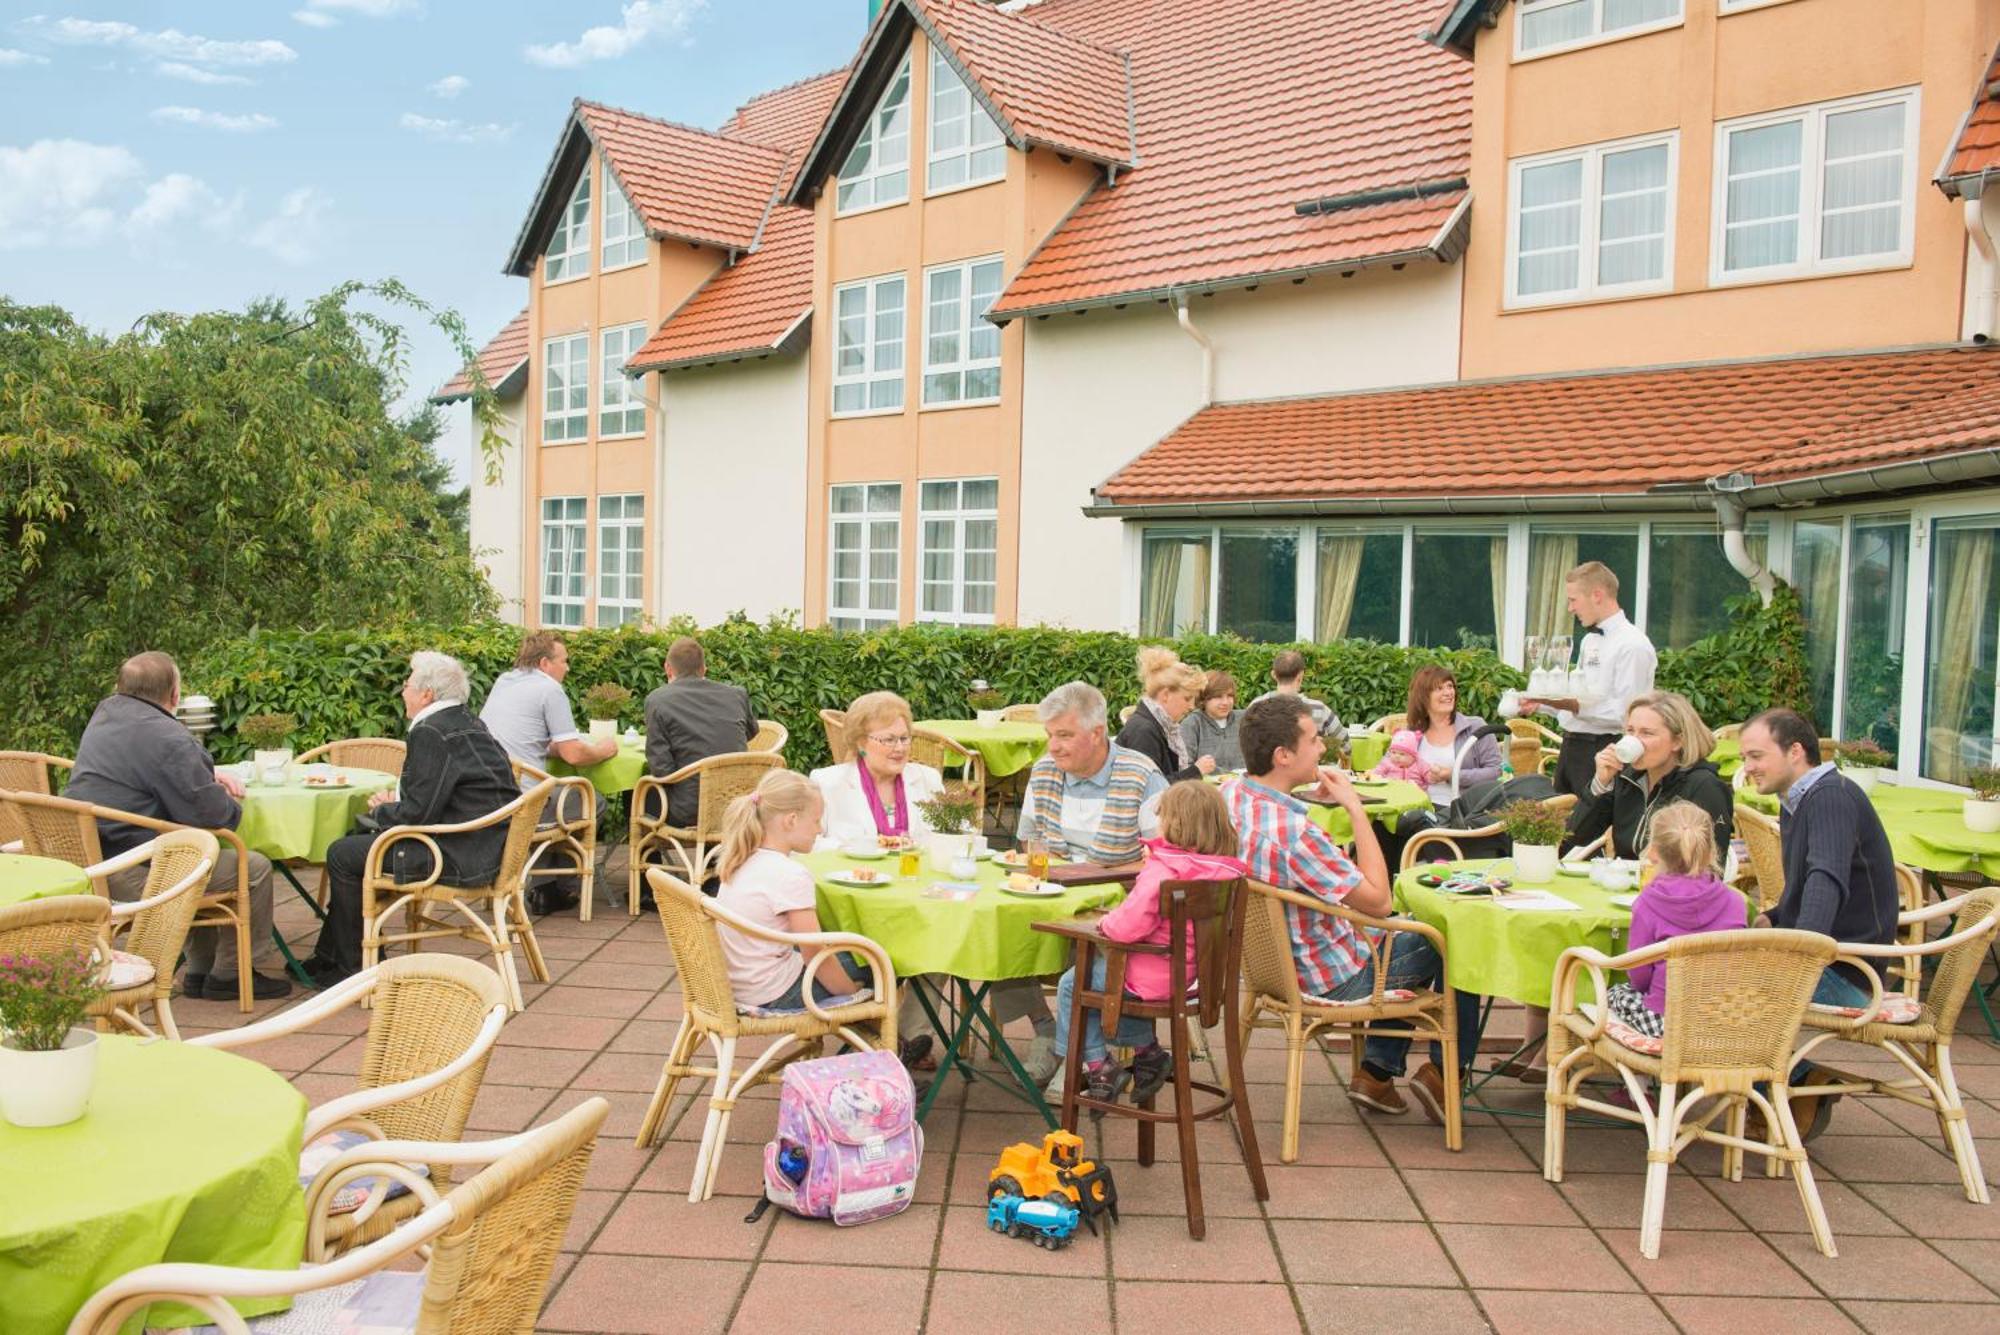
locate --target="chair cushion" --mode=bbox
[740,986,874,1018]
[170,1269,423,1334]
[104,949,156,990]
[298,1129,430,1216]
[1304,988,1419,1008]
[1601,1016,1664,1055]
[1810,994,1923,1025]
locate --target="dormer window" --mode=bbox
[601,176,644,270]
[928,47,1005,194]
[1516,0,1681,59]
[545,170,591,283]
[836,55,911,214]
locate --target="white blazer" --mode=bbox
[811,759,946,850]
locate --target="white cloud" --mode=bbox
[399,112,513,145]
[25,17,296,67]
[248,186,330,265]
[291,10,337,28]
[523,0,704,69]
[155,61,251,86]
[152,106,280,133]
[428,73,469,99]
[0,139,142,248]
[303,0,419,15]
[0,47,49,66]
[126,172,239,235]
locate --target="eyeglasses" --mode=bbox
[867,732,913,749]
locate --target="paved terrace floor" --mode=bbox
[166,865,2000,1335]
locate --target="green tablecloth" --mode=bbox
[0,854,90,908]
[235,767,396,863]
[0,1034,307,1335]
[1737,782,1996,876]
[548,736,647,795]
[1708,737,1741,778]
[805,849,1122,981]
[1347,731,1391,772]
[914,719,1048,779]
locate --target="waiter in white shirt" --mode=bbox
[1518,561,1658,796]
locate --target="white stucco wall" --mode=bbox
[658,353,810,624]
[466,401,526,625]
[1015,261,1466,632]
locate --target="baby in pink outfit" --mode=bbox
[1372,729,1431,784]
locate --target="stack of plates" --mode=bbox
[177,693,218,737]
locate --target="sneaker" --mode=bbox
[1128,1044,1173,1103]
[1083,1059,1130,1107]
[1046,1065,1067,1102]
[201,971,293,1002]
[897,1035,936,1072]
[1407,1063,1449,1126]
[1349,1066,1409,1116]
[1023,1035,1062,1087]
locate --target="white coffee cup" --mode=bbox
[1613,734,1646,765]
[1498,689,1520,718]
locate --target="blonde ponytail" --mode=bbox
[1644,800,1719,878]
[715,769,820,883]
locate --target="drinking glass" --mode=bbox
[1550,635,1573,677]
[1524,634,1545,676]
[1025,839,1050,881]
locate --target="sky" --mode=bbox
[0,0,870,483]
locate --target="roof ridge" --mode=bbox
[575,97,786,157]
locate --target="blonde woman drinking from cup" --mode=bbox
[1562,690,1733,863]
[811,691,946,850]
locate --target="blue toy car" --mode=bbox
[986,1192,1080,1249]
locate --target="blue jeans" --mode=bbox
[1325,931,1483,1077]
[759,951,871,1013]
[1053,957,1158,1065]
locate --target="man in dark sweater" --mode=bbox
[642,636,757,828]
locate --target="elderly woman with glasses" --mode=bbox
[811,690,949,849]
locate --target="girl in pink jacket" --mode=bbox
[1049,781,1249,1105]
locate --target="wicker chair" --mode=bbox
[510,757,600,921]
[295,738,408,778]
[1239,878,1463,1157]
[819,708,853,763]
[1545,928,1854,1259]
[2,789,260,1012]
[911,726,987,821]
[1713,723,1742,740]
[192,953,510,1257]
[66,1096,607,1335]
[0,749,72,847]
[93,828,216,1040]
[1733,804,1786,911]
[628,751,784,915]
[1788,887,2000,1205]
[750,719,789,755]
[0,893,109,969]
[1001,703,1042,724]
[360,780,554,1012]
[1400,793,1578,870]
[1368,712,1408,735]
[1505,719,1562,778]
[635,867,896,1201]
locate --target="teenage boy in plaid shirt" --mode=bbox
[1223,695,1479,1123]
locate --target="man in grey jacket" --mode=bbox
[64,652,288,1000]
[643,636,757,828]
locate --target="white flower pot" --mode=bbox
[253,748,292,786]
[928,832,976,874]
[0,1027,99,1128]
[1965,799,2000,835]
[1514,843,1560,884]
[589,718,617,741]
[975,710,1005,728]
[1845,766,1880,793]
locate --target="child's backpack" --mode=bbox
[763,1048,922,1226]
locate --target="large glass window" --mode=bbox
[832,275,906,415]
[1139,530,1212,637]
[928,46,1005,193]
[544,171,590,283]
[836,56,911,214]
[596,493,644,627]
[1526,528,1640,647]
[1842,517,1908,757]
[1518,0,1680,56]
[598,324,647,438]
[1411,532,1505,649]
[541,334,589,444]
[1791,518,1843,735]
[1648,524,1766,650]
[830,483,901,630]
[918,478,998,625]
[600,176,644,270]
[1926,518,2000,784]
[922,257,1003,406]
[1218,530,1298,643]
[1509,135,1673,305]
[1315,529,1402,643]
[539,496,586,628]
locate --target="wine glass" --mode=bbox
[1550,634,1573,674]
[1524,634,1545,679]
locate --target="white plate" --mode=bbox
[301,781,353,790]
[840,847,891,861]
[1609,893,1640,909]
[1001,880,1065,898]
[1555,863,1592,877]
[826,869,892,888]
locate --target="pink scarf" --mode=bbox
[856,757,908,836]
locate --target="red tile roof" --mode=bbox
[576,101,791,251]
[431,307,529,404]
[918,0,1135,166]
[1094,346,2000,507]
[1939,45,2000,192]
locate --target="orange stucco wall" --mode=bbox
[1458,0,2000,379]
[802,27,1101,626]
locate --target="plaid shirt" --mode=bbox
[1223,777,1369,994]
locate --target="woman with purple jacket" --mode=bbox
[1604,800,1750,1040]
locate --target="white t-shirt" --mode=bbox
[715,848,816,1006]
[1419,736,1457,806]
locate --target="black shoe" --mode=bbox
[1129,1045,1173,1103]
[301,955,344,980]
[202,971,294,1001]
[898,1035,935,1071]
[527,885,580,916]
[305,965,358,992]
[177,972,208,997]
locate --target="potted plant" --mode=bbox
[916,787,983,874]
[0,945,108,1128]
[1496,798,1567,883]
[1965,766,2000,835]
[1834,738,1893,792]
[967,687,1007,729]
[580,683,634,742]
[238,712,298,786]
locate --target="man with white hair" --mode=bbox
[305,651,519,986]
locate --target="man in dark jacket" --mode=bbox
[643,636,756,828]
[66,651,289,1000]
[306,651,520,984]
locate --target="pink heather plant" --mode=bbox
[0,946,106,1052]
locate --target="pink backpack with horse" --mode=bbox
[762,1049,922,1226]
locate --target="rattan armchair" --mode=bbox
[635,867,896,1201]
[627,751,783,915]
[1545,928,1860,1259]
[511,757,600,921]
[1505,719,1562,778]
[0,893,109,966]
[1399,793,1578,870]
[2,788,260,1012]
[819,707,853,763]
[750,719,789,755]
[1367,712,1408,735]
[911,725,986,822]
[295,738,408,777]
[0,749,72,847]
[360,780,554,1012]
[1238,878,1463,1157]
[1733,804,1785,911]
[192,953,510,1257]
[65,1097,607,1335]
[1001,703,1042,724]
[93,828,216,1040]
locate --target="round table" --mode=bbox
[547,736,647,795]
[0,1034,307,1335]
[0,853,91,909]
[235,768,397,862]
[1347,731,1392,773]
[914,719,1047,779]
[1736,782,1994,876]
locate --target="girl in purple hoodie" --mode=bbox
[1604,800,1749,1039]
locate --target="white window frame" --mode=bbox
[1514,0,1683,61]
[1506,130,1678,309]
[596,492,644,627]
[544,170,591,284]
[598,324,647,439]
[540,496,587,628]
[1719,0,1794,12]
[836,54,911,216]
[1710,87,1920,288]
[926,46,1006,197]
[829,482,902,630]
[832,273,906,417]
[917,477,999,625]
[541,333,589,444]
[600,174,645,272]
[921,256,1004,408]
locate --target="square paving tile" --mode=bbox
[1401,1167,1578,1225]
[1432,1222,1637,1292]
[762,1203,942,1267]
[1845,1299,2000,1333]
[1260,1165,1421,1221]
[1293,1284,1487,1334]
[591,1188,773,1260]
[1659,1295,1864,1333]
[1109,1213,1284,1282]
[1116,1279,1302,1332]
[1271,1220,1458,1288]
[730,1262,929,1334]
[542,1255,748,1335]
[1852,1182,2000,1237]
[1475,1289,1675,1335]
[1600,1229,1815,1296]
[927,1273,1113,1335]
[1768,1233,1995,1302]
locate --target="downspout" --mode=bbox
[1173,290,1213,405]
[1963,172,2000,343]
[1710,488,1777,606]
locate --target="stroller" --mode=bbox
[1394,724,1558,863]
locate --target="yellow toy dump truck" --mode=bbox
[987,1129,1118,1234]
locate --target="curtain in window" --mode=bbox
[1490,538,1510,649]
[1927,526,1995,784]
[1790,520,1842,734]
[1142,535,1210,638]
[1821,103,1904,261]
[1315,535,1364,641]
[1527,533,1579,645]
